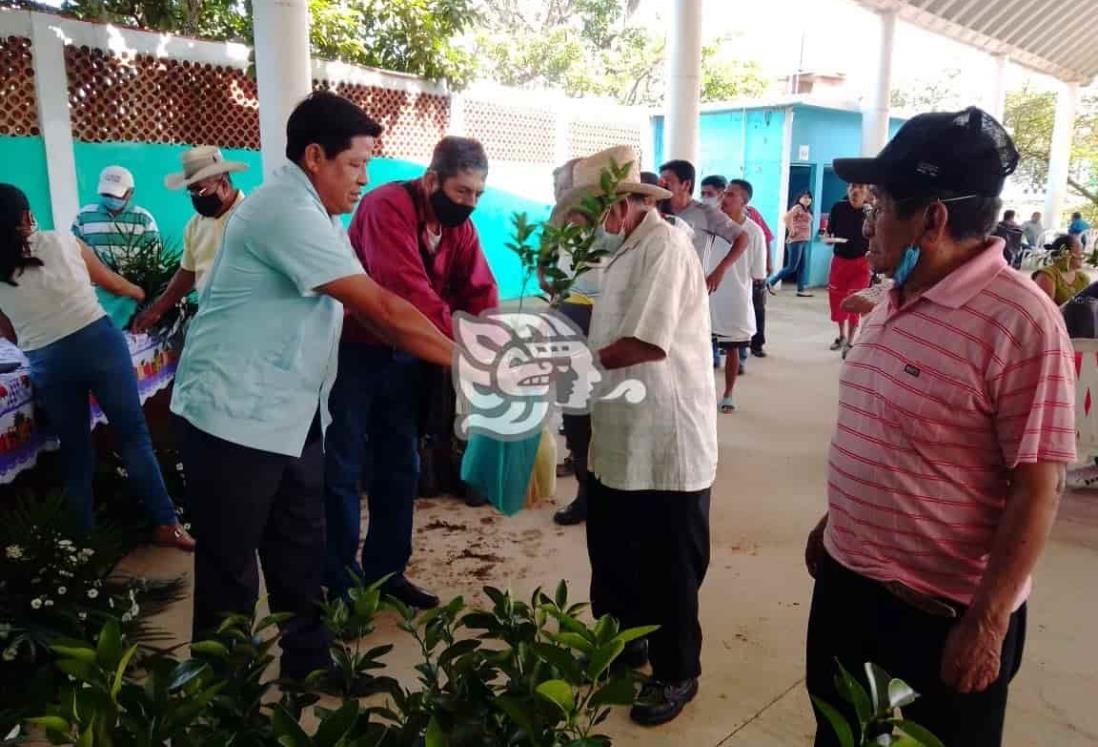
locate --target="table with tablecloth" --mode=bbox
[0,334,178,485]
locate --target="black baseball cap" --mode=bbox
[833,107,1019,200]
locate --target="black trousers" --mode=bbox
[586,477,710,682]
[559,301,593,498]
[182,420,330,680]
[751,279,767,351]
[807,553,1026,747]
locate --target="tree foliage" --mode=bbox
[1003,86,1098,223]
[49,0,479,87]
[470,0,769,105]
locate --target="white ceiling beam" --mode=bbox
[1026,5,1098,59]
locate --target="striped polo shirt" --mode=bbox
[71,202,160,328]
[823,238,1076,607]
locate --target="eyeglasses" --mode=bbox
[863,193,979,223]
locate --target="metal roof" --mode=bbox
[851,0,1098,83]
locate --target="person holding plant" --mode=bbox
[558,146,717,727]
[71,165,160,329]
[132,146,247,334]
[804,108,1075,747]
[171,92,455,684]
[1033,233,1089,305]
[0,184,193,550]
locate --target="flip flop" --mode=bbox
[719,397,735,413]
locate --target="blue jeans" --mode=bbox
[26,316,175,530]
[323,343,421,599]
[768,240,810,292]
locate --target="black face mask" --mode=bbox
[191,191,224,218]
[430,189,474,228]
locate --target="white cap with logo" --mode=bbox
[97,166,135,198]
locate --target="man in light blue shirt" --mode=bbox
[171,92,453,682]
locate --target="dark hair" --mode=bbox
[1003,209,1016,221]
[728,179,754,201]
[429,136,488,182]
[0,184,43,286]
[892,190,1001,241]
[639,171,660,186]
[285,91,383,164]
[792,190,814,214]
[1073,212,1082,220]
[700,175,727,191]
[1047,233,1079,257]
[659,160,696,192]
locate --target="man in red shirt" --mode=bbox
[804,108,1075,746]
[324,137,499,609]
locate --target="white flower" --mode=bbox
[77,612,87,621]
[120,612,132,623]
[57,539,73,549]
[107,598,114,609]
[30,598,42,609]
[2,646,16,662]
[184,523,192,531]
[86,589,99,599]
[57,586,67,595]
[4,545,23,560]
[44,599,53,607]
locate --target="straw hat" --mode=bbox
[164,146,248,190]
[551,145,670,225]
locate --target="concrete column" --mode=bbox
[252,0,312,178]
[29,12,80,230]
[987,54,1009,121]
[860,9,896,157]
[663,0,703,170]
[1044,80,1079,231]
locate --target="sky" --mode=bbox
[637,0,1070,102]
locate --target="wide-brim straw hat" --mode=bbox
[550,145,671,226]
[165,145,248,190]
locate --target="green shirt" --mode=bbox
[71,202,160,328]
[170,164,366,457]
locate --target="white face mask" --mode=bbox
[593,225,626,256]
[702,195,720,207]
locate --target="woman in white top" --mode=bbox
[0,184,193,550]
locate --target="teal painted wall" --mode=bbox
[71,141,544,299]
[1,136,54,229]
[788,106,904,286]
[652,109,788,269]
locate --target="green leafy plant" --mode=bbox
[509,158,632,309]
[320,575,400,700]
[0,492,186,740]
[810,660,945,747]
[95,227,193,335]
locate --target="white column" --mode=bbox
[663,0,703,170]
[252,0,312,178]
[29,12,80,230]
[1044,80,1079,231]
[860,9,896,157]
[987,54,1009,121]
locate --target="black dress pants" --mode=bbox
[751,279,767,351]
[559,301,593,497]
[586,476,710,682]
[182,419,330,680]
[806,552,1026,747]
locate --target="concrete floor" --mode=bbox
[124,293,1098,746]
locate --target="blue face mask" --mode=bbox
[593,225,626,256]
[101,195,129,213]
[892,244,921,286]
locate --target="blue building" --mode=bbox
[652,97,904,287]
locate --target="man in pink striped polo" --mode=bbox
[803,108,1076,747]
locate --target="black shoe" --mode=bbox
[620,639,649,669]
[556,456,575,478]
[464,489,489,508]
[381,575,439,610]
[751,348,767,358]
[630,678,699,726]
[553,495,587,526]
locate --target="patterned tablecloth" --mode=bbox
[0,334,178,485]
